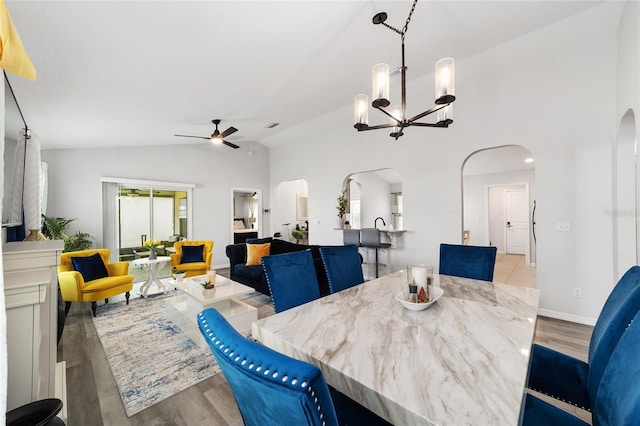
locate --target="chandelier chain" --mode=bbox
[401,0,419,40]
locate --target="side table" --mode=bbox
[131,256,171,297]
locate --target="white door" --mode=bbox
[505,190,527,255]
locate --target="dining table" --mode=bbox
[252,270,540,425]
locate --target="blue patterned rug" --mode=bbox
[93,290,216,417]
[92,288,273,417]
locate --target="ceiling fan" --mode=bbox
[174,119,239,149]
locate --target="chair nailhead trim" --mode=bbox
[198,311,332,425]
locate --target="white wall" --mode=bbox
[615,2,640,282]
[41,142,269,268]
[265,3,622,324]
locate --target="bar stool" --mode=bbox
[343,229,361,246]
[360,228,391,278]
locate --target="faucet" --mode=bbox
[374,217,386,229]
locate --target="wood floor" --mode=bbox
[58,261,594,425]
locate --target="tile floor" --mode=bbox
[493,253,536,287]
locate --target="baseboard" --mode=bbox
[528,262,536,267]
[537,308,597,326]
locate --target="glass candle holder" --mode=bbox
[407,264,433,302]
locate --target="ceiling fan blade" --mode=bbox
[223,140,240,149]
[221,126,238,138]
[174,134,210,140]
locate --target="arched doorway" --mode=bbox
[615,109,637,278]
[462,145,536,287]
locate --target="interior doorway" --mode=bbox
[505,189,527,255]
[231,188,262,244]
[462,145,536,270]
[488,184,529,259]
[273,179,309,243]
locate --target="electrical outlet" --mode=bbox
[556,221,571,232]
[572,287,583,298]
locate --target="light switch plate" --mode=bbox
[556,221,571,232]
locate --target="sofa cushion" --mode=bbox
[234,264,264,282]
[247,242,271,266]
[71,253,109,282]
[271,239,309,255]
[246,237,273,245]
[182,244,204,263]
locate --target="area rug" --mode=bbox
[92,290,221,417]
[238,291,274,319]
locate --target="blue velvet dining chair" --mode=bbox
[523,306,640,426]
[262,250,321,313]
[438,243,497,281]
[528,265,640,411]
[320,245,365,294]
[197,308,392,426]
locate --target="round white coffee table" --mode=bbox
[131,256,171,297]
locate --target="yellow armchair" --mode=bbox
[58,249,134,317]
[170,240,213,278]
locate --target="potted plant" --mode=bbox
[336,190,347,228]
[172,266,187,281]
[292,229,305,244]
[41,214,94,253]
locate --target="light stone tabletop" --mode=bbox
[252,270,540,426]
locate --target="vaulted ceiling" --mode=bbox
[5,1,603,151]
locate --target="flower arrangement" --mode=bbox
[143,239,161,251]
[336,191,347,218]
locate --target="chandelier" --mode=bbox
[353,0,456,139]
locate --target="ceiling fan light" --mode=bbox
[211,134,223,144]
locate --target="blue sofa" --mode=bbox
[226,238,341,297]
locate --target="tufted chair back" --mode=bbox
[59,248,111,272]
[262,250,321,313]
[198,308,339,426]
[439,243,497,282]
[170,240,213,278]
[320,245,364,294]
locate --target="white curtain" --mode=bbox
[40,161,48,216]
[0,71,8,423]
[22,134,41,232]
[6,131,24,225]
[102,182,119,263]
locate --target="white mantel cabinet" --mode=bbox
[3,240,64,412]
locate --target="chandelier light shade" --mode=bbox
[354,94,369,126]
[353,0,456,139]
[372,63,390,108]
[437,104,453,125]
[389,105,403,138]
[435,58,455,104]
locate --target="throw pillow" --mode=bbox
[181,244,205,263]
[246,242,271,266]
[71,253,108,282]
